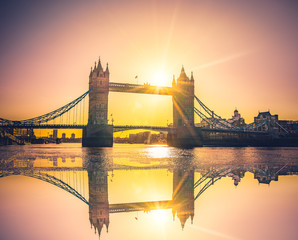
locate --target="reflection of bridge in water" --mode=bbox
[1,156,298,237]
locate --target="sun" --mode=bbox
[152,70,169,86]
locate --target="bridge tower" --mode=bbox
[82,57,113,147]
[172,67,194,127]
[168,67,202,147]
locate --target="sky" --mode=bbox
[0,0,297,125]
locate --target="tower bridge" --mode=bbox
[83,57,195,147]
[1,56,294,147]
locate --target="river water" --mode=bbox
[0,144,297,240]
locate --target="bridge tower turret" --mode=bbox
[82,57,113,147]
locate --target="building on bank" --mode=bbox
[228,109,245,127]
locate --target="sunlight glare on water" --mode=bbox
[145,145,170,159]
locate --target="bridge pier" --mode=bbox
[167,127,203,148]
[82,124,113,147]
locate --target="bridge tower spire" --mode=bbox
[97,56,103,71]
[105,63,109,77]
[172,75,176,86]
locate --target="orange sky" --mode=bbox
[0,0,297,125]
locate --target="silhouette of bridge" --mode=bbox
[0,57,290,146]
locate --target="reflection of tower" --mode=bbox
[172,168,195,229]
[88,168,109,237]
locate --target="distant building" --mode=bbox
[253,111,298,134]
[115,132,166,144]
[198,109,245,129]
[114,137,129,143]
[254,111,279,132]
[277,120,298,134]
[128,132,150,143]
[128,134,136,143]
[53,129,58,139]
[198,117,231,129]
[146,132,167,144]
[62,133,66,139]
[255,111,278,123]
[13,128,32,137]
[228,109,245,127]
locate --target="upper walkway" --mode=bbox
[109,82,174,95]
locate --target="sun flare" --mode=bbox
[152,70,168,86]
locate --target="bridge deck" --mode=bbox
[109,82,173,95]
